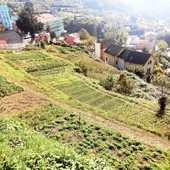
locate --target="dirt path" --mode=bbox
[51,100,170,151]
[1,84,170,151]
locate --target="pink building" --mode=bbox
[129,32,156,52]
[136,32,156,52]
[136,39,155,52]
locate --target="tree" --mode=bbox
[79,28,90,40]
[46,25,56,39]
[16,5,43,40]
[117,73,135,94]
[158,31,170,47]
[152,73,169,114]
[157,40,168,52]
[40,41,45,49]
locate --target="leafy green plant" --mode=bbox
[0,75,24,97]
[16,103,166,169]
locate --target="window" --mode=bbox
[116,61,118,65]
[146,68,151,75]
[148,60,152,65]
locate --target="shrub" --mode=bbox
[158,96,167,112]
[117,73,136,94]
[154,66,164,74]
[40,41,45,49]
[99,75,115,91]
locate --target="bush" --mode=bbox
[75,62,88,76]
[117,73,136,94]
[99,75,115,90]
[40,41,45,49]
[158,96,167,112]
[154,66,164,74]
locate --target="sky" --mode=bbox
[103,0,170,18]
[122,0,170,9]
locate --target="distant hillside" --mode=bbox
[16,0,170,19]
[83,0,131,12]
[83,0,170,19]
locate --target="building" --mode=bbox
[0,31,22,44]
[94,39,111,62]
[95,40,102,58]
[36,13,64,36]
[104,44,155,76]
[64,33,80,45]
[0,5,13,31]
[128,32,156,52]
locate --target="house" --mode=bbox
[94,39,111,62]
[104,44,155,76]
[0,31,22,44]
[64,33,80,45]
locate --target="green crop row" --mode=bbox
[17,103,166,170]
[24,60,70,73]
[31,67,67,76]
[6,51,50,61]
[51,77,170,137]
[0,75,24,97]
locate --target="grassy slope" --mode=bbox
[0,115,111,170]
[0,46,169,169]
[4,47,170,137]
[15,103,165,170]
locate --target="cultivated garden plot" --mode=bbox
[17,103,166,170]
[0,116,111,170]
[5,49,170,138]
[0,75,24,98]
[1,46,170,169]
[42,72,170,138]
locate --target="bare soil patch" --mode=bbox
[0,89,48,114]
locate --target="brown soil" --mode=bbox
[0,89,48,114]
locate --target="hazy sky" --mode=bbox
[103,0,170,18]
[122,0,170,9]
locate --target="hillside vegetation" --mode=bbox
[0,44,170,169]
[0,116,110,170]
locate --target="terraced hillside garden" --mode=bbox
[1,45,170,169]
[6,47,170,138]
[17,103,166,170]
